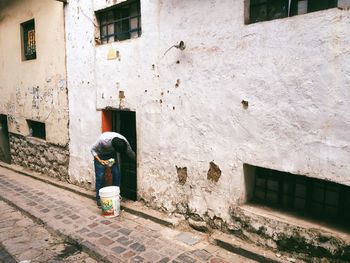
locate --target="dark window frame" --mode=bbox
[27,120,46,140]
[21,19,36,60]
[250,165,350,227]
[248,0,338,24]
[97,0,141,44]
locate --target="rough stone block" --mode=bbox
[175,232,201,246]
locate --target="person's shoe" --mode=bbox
[97,200,101,208]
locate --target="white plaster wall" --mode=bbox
[0,0,68,145]
[65,0,102,186]
[66,0,350,221]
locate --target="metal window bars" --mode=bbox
[98,1,141,44]
[22,20,36,60]
[253,166,350,227]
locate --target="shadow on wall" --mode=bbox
[0,0,21,21]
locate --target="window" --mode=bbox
[21,19,36,60]
[248,0,338,24]
[27,120,46,140]
[97,0,141,44]
[246,164,350,227]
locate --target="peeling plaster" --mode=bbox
[207,161,221,183]
[176,166,187,185]
[0,0,69,146]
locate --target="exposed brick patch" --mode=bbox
[207,161,221,182]
[176,166,188,185]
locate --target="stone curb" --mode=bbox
[211,231,287,263]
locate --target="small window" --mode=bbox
[245,164,350,228]
[21,19,36,60]
[249,0,289,24]
[97,0,141,44]
[248,0,337,24]
[27,120,46,140]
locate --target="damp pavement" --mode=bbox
[0,166,256,263]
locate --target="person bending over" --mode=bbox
[91,132,135,206]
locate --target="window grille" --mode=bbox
[252,166,350,227]
[97,0,141,44]
[249,0,289,24]
[249,0,338,24]
[21,19,36,60]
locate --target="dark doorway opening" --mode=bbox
[0,115,11,164]
[102,109,137,200]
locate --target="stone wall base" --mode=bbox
[167,199,350,261]
[9,133,69,181]
[228,205,350,261]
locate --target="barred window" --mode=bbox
[248,0,337,24]
[247,165,350,227]
[97,0,141,44]
[21,19,36,60]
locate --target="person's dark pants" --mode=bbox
[94,153,121,204]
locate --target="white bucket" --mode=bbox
[99,186,120,218]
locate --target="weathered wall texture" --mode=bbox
[10,134,69,180]
[64,0,100,187]
[0,0,69,178]
[66,0,350,224]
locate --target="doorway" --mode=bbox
[102,109,137,200]
[0,115,11,164]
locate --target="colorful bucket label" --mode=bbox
[101,197,120,217]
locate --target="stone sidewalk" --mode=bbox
[0,166,255,263]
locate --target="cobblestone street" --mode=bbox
[0,166,255,263]
[0,200,97,263]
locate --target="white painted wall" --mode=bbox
[64,0,100,186]
[66,0,350,221]
[0,0,68,145]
